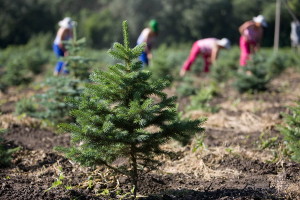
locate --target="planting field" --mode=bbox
[1,66,300,200]
[1,1,300,199]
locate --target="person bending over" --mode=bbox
[180,38,230,77]
[239,15,267,66]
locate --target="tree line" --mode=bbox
[0,0,299,49]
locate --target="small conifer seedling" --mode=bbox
[279,102,300,162]
[57,21,204,198]
[63,22,93,80]
[25,23,90,125]
[0,118,20,167]
[234,55,269,93]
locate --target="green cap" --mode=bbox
[149,19,159,33]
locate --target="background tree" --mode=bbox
[0,0,55,47]
[78,9,118,48]
[0,0,296,48]
[58,21,204,198]
[286,0,300,19]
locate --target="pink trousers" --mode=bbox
[239,36,257,66]
[182,42,211,73]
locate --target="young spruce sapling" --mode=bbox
[57,21,205,198]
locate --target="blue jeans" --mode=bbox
[139,51,149,66]
[53,44,69,74]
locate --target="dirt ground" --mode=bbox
[1,68,300,200]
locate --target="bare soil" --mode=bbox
[1,68,300,199]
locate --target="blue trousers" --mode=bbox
[139,51,149,66]
[53,44,69,74]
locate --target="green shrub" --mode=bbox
[22,48,49,74]
[176,76,197,98]
[279,102,300,162]
[63,24,94,80]
[234,54,270,93]
[26,32,53,50]
[0,128,20,168]
[14,98,38,117]
[187,82,220,113]
[150,43,189,82]
[0,60,32,88]
[0,44,50,91]
[57,21,205,198]
[19,24,92,125]
[290,53,300,69]
[272,48,300,69]
[234,51,290,93]
[15,77,83,126]
[266,53,287,79]
[210,47,239,82]
[32,76,82,125]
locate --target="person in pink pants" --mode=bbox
[180,38,230,77]
[239,15,267,66]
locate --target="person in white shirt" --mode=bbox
[291,20,300,52]
[136,20,159,66]
[53,17,75,75]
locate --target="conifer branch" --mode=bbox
[122,21,129,49]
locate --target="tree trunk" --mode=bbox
[131,144,138,199]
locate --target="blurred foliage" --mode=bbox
[286,0,300,19]
[279,101,300,163]
[0,43,51,91]
[176,76,197,99]
[210,47,240,82]
[266,53,287,79]
[233,49,295,93]
[63,24,95,80]
[32,76,82,126]
[13,25,96,126]
[78,9,118,49]
[150,43,189,82]
[187,83,220,113]
[14,98,38,117]
[0,128,20,168]
[13,77,84,127]
[0,0,298,48]
[234,54,271,93]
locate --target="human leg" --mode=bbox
[203,55,211,72]
[139,51,149,66]
[239,36,251,66]
[53,44,65,75]
[182,42,200,71]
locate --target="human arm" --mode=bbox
[239,21,255,38]
[179,68,187,77]
[56,28,66,51]
[57,28,72,55]
[210,45,220,64]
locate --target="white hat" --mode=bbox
[58,17,75,29]
[253,15,267,27]
[217,38,231,49]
